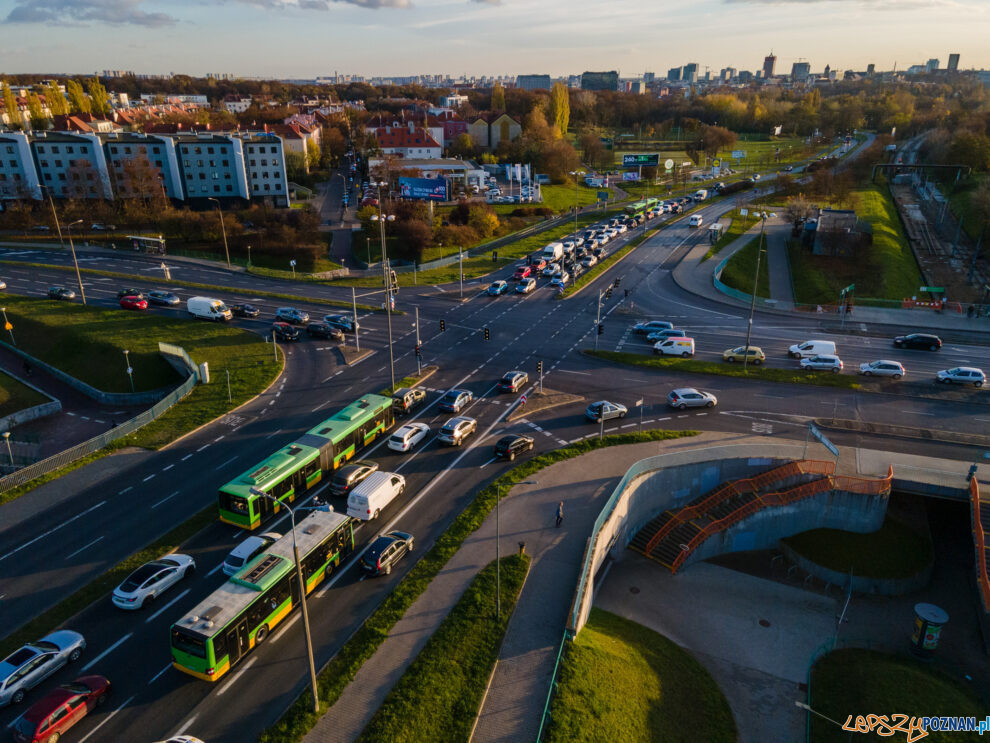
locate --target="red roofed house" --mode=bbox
[269,123,322,172]
[373,123,442,160]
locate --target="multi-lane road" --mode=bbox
[1,167,989,741]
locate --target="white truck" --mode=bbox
[347,471,406,521]
[694,189,708,201]
[542,242,564,262]
[187,296,232,322]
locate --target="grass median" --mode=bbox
[356,554,529,742]
[259,427,697,743]
[719,233,771,298]
[704,209,760,260]
[0,370,51,418]
[545,608,736,743]
[560,228,658,299]
[585,349,862,390]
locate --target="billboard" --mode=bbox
[622,153,660,167]
[731,150,746,159]
[622,171,639,181]
[398,177,448,201]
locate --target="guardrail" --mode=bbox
[971,477,990,613]
[535,628,572,742]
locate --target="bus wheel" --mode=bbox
[256,625,269,644]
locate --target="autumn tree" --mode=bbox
[26,93,47,129]
[66,79,91,114]
[2,80,20,129]
[549,82,570,137]
[320,126,347,168]
[447,133,478,159]
[44,81,68,116]
[686,124,737,164]
[491,81,505,112]
[87,77,110,116]
[306,139,321,170]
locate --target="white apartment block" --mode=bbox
[243,134,289,207]
[31,132,113,199]
[175,133,250,202]
[0,131,42,200]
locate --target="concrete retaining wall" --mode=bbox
[779,541,933,596]
[0,369,62,432]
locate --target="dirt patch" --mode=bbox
[507,388,584,422]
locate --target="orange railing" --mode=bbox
[643,460,835,557]
[971,477,990,613]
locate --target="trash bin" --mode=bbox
[910,603,948,658]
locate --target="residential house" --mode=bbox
[373,125,442,159]
[468,112,522,151]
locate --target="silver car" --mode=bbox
[438,416,477,446]
[112,553,196,610]
[0,630,86,706]
[859,360,905,379]
[585,401,627,423]
[936,367,985,387]
[667,388,717,409]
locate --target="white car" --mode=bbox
[0,279,6,290]
[799,354,843,373]
[543,264,561,278]
[607,228,619,238]
[573,236,585,247]
[617,224,628,234]
[223,532,281,576]
[936,367,985,387]
[550,273,570,289]
[112,554,196,609]
[580,255,597,268]
[388,422,430,452]
[859,360,905,379]
[516,277,537,294]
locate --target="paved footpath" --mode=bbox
[764,222,795,305]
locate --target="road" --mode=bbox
[1,139,988,742]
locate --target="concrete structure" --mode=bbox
[174,133,250,203]
[580,70,619,91]
[682,62,699,84]
[791,61,811,82]
[948,53,960,72]
[516,74,552,91]
[927,58,940,73]
[439,94,468,108]
[30,132,113,199]
[763,52,777,79]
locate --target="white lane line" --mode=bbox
[82,633,133,671]
[151,491,180,509]
[162,464,174,472]
[478,456,498,468]
[147,663,172,685]
[217,656,258,696]
[145,589,191,623]
[66,536,104,560]
[142,474,155,482]
[196,445,209,452]
[207,562,226,577]
[557,369,591,375]
[214,455,238,471]
[214,435,225,442]
[265,428,282,439]
[174,715,199,738]
[181,454,193,461]
[76,695,136,743]
[0,500,107,563]
[620,423,636,428]
[902,410,936,416]
[119,486,133,495]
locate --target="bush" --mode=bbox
[719,179,754,196]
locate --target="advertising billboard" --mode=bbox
[622,153,660,167]
[398,177,448,201]
[622,171,639,181]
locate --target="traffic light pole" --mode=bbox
[594,290,603,351]
[415,305,421,375]
[352,287,360,353]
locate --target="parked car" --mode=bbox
[31,225,50,231]
[90,223,117,231]
[936,367,985,387]
[119,295,148,311]
[439,389,473,413]
[388,422,431,452]
[323,314,358,333]
[512,266,532,280]
[487,280,509,296]
[585,401,627,423]
[360,531,414,576]
[230,303,261,318]
[147,290,181,306]
[272,321,300,341]
[723,345,765,365]
[438,416,478,446]
[392,387,426,415]
[516,277,537,294]
[223,532,282,576]
[112,554,195,609]
[0,631,86,707]
[498,370,529,393]
[493,434,534,461]
[275,307,310,325]
[667,388,717,410]
[46,287,75,301]
[306,322,344,341]
[859,360,905,379]
[893,333,941,351]
[800,354,844,373]
[329,460,379,499]
[116,288,144,299]
[633,320,674,335]
[12,675,110,743]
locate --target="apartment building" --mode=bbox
[30,132,114,199]
[103,132,184,200]
[0,131,42,200]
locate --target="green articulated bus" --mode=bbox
[218,393,395,530]
[624,197,659,218]
[171,509,354,681]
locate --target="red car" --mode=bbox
[12,675,110,743]
[531,258,548,272]
[119,295,148,310]
[512,266,532,280]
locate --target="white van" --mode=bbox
[542,242,564,262]
[694,189,708,201]
[688,215,704,228]
[654,337,696,358]
[346,470,406,521]
[187,296,232,322]
[788,339,837,359]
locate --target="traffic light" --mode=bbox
[484,327,490,341]
[597,323,604,335]
[415,343,422,358]
[605,287,613,299]
[440,319,446,332]
[613,277,621,288]
[537,360,543,375]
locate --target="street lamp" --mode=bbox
[206,197,231,269]
[246,245,252,268]
[569,170,585,242]
[370,182,396,392]
[743,211,768,372]
[2,431,12,467]
[248,487,325,712]
[495,479,538,618]
[65,219,87,305]
[1,307,15,347]
[123,349,134,393]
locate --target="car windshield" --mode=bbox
[61,682,91,694]
[121,563,161,590]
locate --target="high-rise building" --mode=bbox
[791,61,811,82]
[926,58,940,73]
[643,72,655,84]
[866,63,876,76]
[516,74,552,90]
[763,53,777,79]
[947,53,960,71]
[737,70,753,83]
[720,67,736,83]
[667,66,682,82]
[683,62,698,78]
[580,71,619,91]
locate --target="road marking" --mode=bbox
[217,656,258,696]
[214,435,225,442]
[82,633,133,671]
[902,410,936,416]
[76,695,136,743]
[147,663,172,685]
[196,444,209,452]
[207,562,226,577]
[66,535,104,560]
[119,486,133,495]
[145,588,191,623]
[181,454,193,461]
[215,455,239,471]
[174,714,199,737]
[142,474,155,482]
[265,428,282,439]
[151,491,180,509]
[162,464,174,472]
[557,369,591,375]
[478,456,498,468]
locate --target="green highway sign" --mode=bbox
[920,286,944,293]
[622,153,660,167]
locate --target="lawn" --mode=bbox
[544,608,736,743]
[782,515,932,580]
[540,183,614,212]
[704,209,761,260]
[0,371,50,419]
[809,648,985,743]
[788,184,924,304]
[357,555,529,743]
[719,233,771,299]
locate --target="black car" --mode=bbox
[147,290,180,306]
[324,314,358,333]
[306,322,345,341]
[272,321,300,341]
[47,286,75,300]
[392,387,426,415]
[360,531,414,576]
[230,303,261,318]
[893,333,941,351]
[329,460,378,497]
[493,434,535,461]
[116,288,144,299]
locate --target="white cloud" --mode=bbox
[5,0,178,26]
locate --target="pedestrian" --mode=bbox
[555,501,564,528]
[22,360,31,376]
[968,305,975,318]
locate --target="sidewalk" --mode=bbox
[765,222,795,305]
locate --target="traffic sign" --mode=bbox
[712,158,720,167]
[808,423,839,457]
[664,159,674,171]
[520,394,528,406]
[920,286,944,293]
[840,283,855,297]
[3,322,11,331]
[732,150,746,159]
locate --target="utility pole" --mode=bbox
[459,249,464,300]
[351,287,360,352]
[743,213,767,371]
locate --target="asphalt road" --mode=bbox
[2,143,989,741]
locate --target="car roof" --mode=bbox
[23,685,78,722]
[671,388,701,395]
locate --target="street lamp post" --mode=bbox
[249,487,324,712]
[743,212,768,372]
[207,197,231,269]
[246,245,252,268]
[66,219,87,305]
[123,349,134,393]
[371,182,396,392]
[2,431,12,467]
[1,307,15,347]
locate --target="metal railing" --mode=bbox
[971,477,990,613]
[535,628,572,742]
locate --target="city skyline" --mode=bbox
[1,0,987,79]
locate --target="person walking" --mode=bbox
[555,501,564,528]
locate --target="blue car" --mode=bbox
[487,280,508,296]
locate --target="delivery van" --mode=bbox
[688,214,704,228]
[347,470,406,521]
[542,242,564,262]
[788,339,837,359]
[694,189,708,201]
[654,337,696,357]
[187,296,232,322]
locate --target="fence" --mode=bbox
[0,343,199,493]
[535,628,573,742]
[971,477,990,613]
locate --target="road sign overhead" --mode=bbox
[622,154,660,167]
[664,159,674,170]
[919,286,944,293]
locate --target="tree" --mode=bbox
[579,131,612,172]
[448,133,478,159]
[87,77,110,116]
[44,81,68,116]
[26,93,47,129]
[321,126,347,168]
[467,207,499,238]
[686,124,737,164]
[66,79,91,114]
[285,151,307,181]
[2,80,20,129]
[549,82,570,137]
[491,81,505,112]
[783,196,815,226]
[306,138,321,170]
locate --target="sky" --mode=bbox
[1,0,987,79]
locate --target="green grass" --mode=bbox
[783,515,933,580]
[788,184,924,305]
[946,177,988,242]
[540,183,614,212]
[357,555,529,743]
[259,427,696,743]
[0,505,215,659]
[586,350,862,390]
[0,371,50,419]
[718,234,771,299]
[545,608,736,743]
[810,649,985,743]
[704,209,761,260]
[560,229,656,298]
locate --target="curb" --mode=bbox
[506,389,584,422]
[814,417,990,448]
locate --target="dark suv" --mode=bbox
[360,531,414,576]
[329,460,378,497]
[893,333,941,351]
[493,434,535,461]
[306,322,344,341]
[272,321,300,341]
[392,387,426,415]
